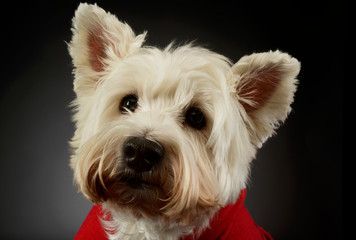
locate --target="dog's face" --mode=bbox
[69,3,300,225]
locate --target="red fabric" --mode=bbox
[75,189,272,240]
[74,204,108,240]
[181,189,273,240]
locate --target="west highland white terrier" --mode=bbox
[68,3,300,240]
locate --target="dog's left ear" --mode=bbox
[232,50,300,146]
[69,3,146,94]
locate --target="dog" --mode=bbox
[68,3,300,240]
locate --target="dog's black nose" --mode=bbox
[122,137,164,173]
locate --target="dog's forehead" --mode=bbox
[106,46,232,105]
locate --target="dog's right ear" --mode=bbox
[68,3,146,94]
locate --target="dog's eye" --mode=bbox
[120,94,138,114]
[185,107,206,129]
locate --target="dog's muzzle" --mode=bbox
[122,136,165,173]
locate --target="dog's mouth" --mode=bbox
[120,176,157,189]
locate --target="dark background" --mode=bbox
[0,1,343,239]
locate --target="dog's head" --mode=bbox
[69,3,300,225]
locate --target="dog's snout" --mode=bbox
[122,137,164,173]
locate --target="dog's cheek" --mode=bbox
[78,160,106,204]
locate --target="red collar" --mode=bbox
[75,189,272,240]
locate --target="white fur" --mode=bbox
[68,3,300,240]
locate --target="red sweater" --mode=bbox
[75,189,272,240]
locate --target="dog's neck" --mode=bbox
[75,189,274,240]
[101,203,211,240]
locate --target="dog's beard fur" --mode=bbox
[74,116,219,222]
[68,3,300,239]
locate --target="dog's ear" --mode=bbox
[232,50,300,146]
[68,3,146,92]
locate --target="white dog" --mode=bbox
[68,3,300,240]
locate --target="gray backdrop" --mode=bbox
[0,1,342,239]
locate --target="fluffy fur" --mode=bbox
[68,3,300,240]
